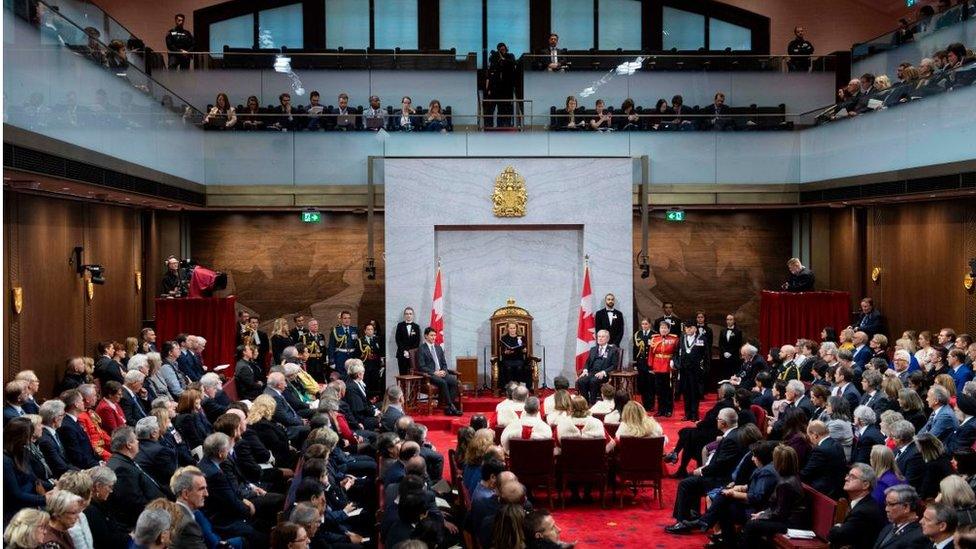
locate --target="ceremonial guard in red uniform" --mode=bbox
[649,321,678,417]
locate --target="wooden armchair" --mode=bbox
[488,299,541,395]
[613,436,665,508]
[508,438,557,507]
[408,348,463,415]
[558,438,608,508]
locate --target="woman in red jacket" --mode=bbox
[94,381,126,433]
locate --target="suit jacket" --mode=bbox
[119,387,150,426]
[701,427,746,480]
[894,443,925,492]
[38,428,73,477]
[171,503,206,549]
[283,383,313,418]
[161,427,195,466]
[872,521,927,549]
[852,346,873,369]
[418,343,450,375]
[752,388,774,413]
[264,388,304,428]
[173,412,213,450]
[582,344,618,377]
[420,445,445,482]
[852,424,886,464]
[135,439,178,494]
[785,267,816,292]
[951,364,975,391]
[857,310,882,337]
[3,404,25,425]
[202,394,229,424]
[107,452,166,527]
[58,414,100,469]
[198,458,251,527]
[94,356,125,385]
[395,322,422,356]
[948,417,976,453]
[535,46,568,69]
[801,437,847,498]
[381,405,405,433]
[718,327,743,362]
[828,496,885,549]
[84,501,130,548]
[735,355,767,389]
[343,381,377,426]
[177,350,204,382]
[860,391,892,422]
[234,359,263,401]
[594,308,624,346]
[838,383,862,413]
[383,459,406,486]
[919,405,960,443]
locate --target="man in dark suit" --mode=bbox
[717,314,743,381]
[852,298,882,338]
[106,426,166,528]
[176,333,204,382]
[921,502,959,549]
[120,371,151,426]
[831,366,862,413]
[828,463,885,549]
[405,423,444,483]
[234,345,264,401]
[171,466,210,549]
[594,293,624,347]
[197,433,261,544]
[94,341,125,386]
[58,390,101,469]
[782,258,815,292]
[536,32,566,71]
[919,385,959,444]
[700,92,735,131]
[247,317,271,368]
[800,420,847,498]
[853,405,886,464]
[264,372,310,444]
[851,331,873,370]
[665,383,736,476]
[653,301,680,335]
[4,380,28,426]
[891,420,925,492]
[134,416,177,495]
[751,372,775,413]
[732,344,766,390]
[383,442,421,487]
[874,485,926,549]
[394,307,422,376]
[859,370,891,421]
[417,328,461,416]
[666,408,746,533]
[381,386,406,433]
[947,394,976,453]
[576,330,618,404]
[38,400,74,477]
[675,321,708,421]
[343,361,380,430]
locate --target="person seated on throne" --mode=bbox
[499,322,530,390]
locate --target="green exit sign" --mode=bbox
[665,209,685,222]
[302,211,321,223]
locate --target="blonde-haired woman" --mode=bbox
[838,328,856,351]
[461,428,496,495]
[3,508,50,549]
[870,444,904,505]
[546,389,572,427]
[39,490,84,548]
[246,394,291,461]
[609,400,665,452]
[271,318,292,365]
[555,395,606,443]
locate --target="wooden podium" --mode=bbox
[456,356,479,395]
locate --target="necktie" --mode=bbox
[52,431,64,452]
[430,345,440,370]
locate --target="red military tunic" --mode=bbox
[648,333,678,374]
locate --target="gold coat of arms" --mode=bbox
[491,166,527,217]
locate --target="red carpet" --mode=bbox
[419,393,718,548]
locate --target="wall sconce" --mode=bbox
[11,287,23,315]
[135,271,142,293]
[871,267,881,283]
[364,257,376,280]
[965,258,976,291]
[86,279,94,301]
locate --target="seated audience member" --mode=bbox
[281,364,314,417]
[270,93,299,132]
[543,377,570,416]
[752,371,775,413]
[666,383,735,475]
[134,416,177,493]
[917,432,954,499]
[500,396,553,452]
[3,417,47,523]
[106,426,166,528]
[552,96,584,131]
[613,400,664,444]
[462,428,500,496]
[498,384,530,427]
[56,389,101,470]
[556,395,606,442]
[197,433,262,544]
[823,396,854,460]
[331,93,358,131]
[84,465,129,546]
[922,501,959,548]
[736,445,809,546]
[589,384,616,416]
[852,405,885,464]
[524,509,570,549]
[405,423,444,482]
[701,92,735,131]
[876,485,927,547]
[39,489,85,549]
[828,462,886,548]
[263,372,310,444]
[94,381,127,435]
[75,384,111,461]
[377,432,402,479]
[3,381,30,426]
[384,440,422,487]
[343,360,380,431]
[465,458,507,534]
[731,344,766,390]
[234,345,264,401]
[869,443,904,505]
[203,93,236,130]
[666,409,746,533]
[94,342,124,386]
[38,399,73,477]
[832,365,861,411]
[14,371,40,415]
[860,369,891,418]
[423,100,449,132]
[887,419,925,494]
[173,389,213,450]
[362,95,385,131]
[54,470,97,549]
[199,372,230,423]
[648,98,670,130]
[921,384,960,443]
[615,98,640,131]
[4,508,51,549]
[58,357,90,394]
[588,99,612,131]
[734,388,759,428]
[667,94,695,129]
[120,371,151,426]
[391,96,419,131]
[238,95,265,131]
[800,420,847,498]
[269,521,308,549]
[380,386,406,433]
[152,406,194,467]
[949,394,976,453]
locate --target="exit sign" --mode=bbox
[302,210,321,223]
[665,209,685,222]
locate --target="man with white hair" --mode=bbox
[263,371,310,444]
[496,385,529,427]
[107,426,166,527]
[768,379,813,439]
[890,419,924,491]
[886,349,913,383]
[199,372,229,423]
[666,408,746,534]
[198,432,260,542]
[120,370,151,425]
[919,385,958,444]
[134,416,177,493]
[576,329,618,404]
[851,405,884,464]
[500,396,552,452]
[343,359,381,430]
[730,343,765,390]
[282,362,315,418]
[38,399,73,477]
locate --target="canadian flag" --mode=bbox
[430,266,444,344]
[575,263,596,373]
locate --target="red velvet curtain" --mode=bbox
[759,291,850,354]
[155,297,237,374]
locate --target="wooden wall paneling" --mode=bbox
[827,208,855,308]
[4,192,22,378]
[188,212,386,333]
[809,209,831,289]
[86,203,143,349]
[4,193,87,396]
[632,210,793,348]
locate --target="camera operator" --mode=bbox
[162,255,185,297]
